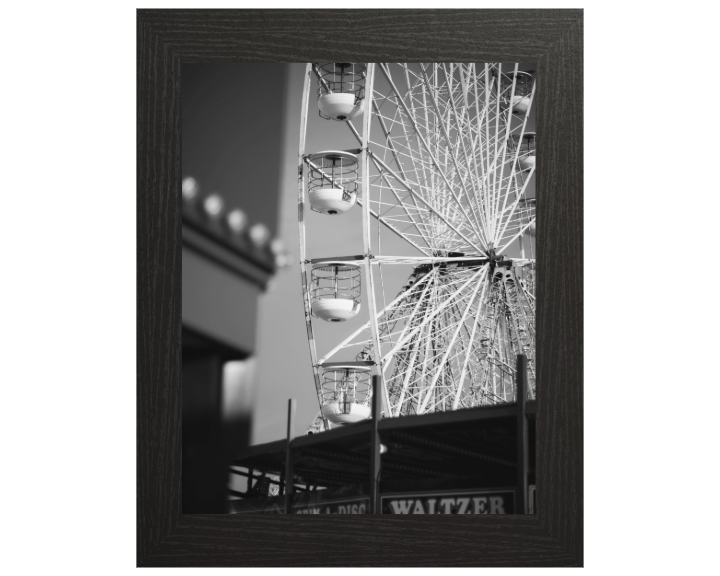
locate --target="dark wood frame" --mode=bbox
[138,9,583,567]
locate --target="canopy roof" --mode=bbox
[233,402,536,495]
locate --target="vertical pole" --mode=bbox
[284,398,296,514]
[369,375,382,514]
[516,354,528,514]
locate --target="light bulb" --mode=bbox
[182,177,198,201]
[269,238,285,255]
[203,194,224,219]
[227,209,248,233]
[249,223,270,248]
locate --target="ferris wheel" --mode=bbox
[298,63,536,433]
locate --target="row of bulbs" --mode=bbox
[182,176,293,269]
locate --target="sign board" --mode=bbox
[229,493,367,515]
[382,489,515,514]
[230,485,536,515]
[294,498,368,515]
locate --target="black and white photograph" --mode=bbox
[182,62,537,515]
[9,3,720,573]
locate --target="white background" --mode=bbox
[1,1,718,574]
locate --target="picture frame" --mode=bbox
[137,8,583,567]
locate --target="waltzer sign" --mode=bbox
[382,489,515,514]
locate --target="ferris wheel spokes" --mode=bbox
[344,118,434,255]
[378,265,487,366]
[369,97,433,249]
[369,64,535,255]
[375,265,487,415]
[364,151,487,255]
[378,63,488,249]
[417,64,489,246]
[416,267,487,414]
[437,63,490,237]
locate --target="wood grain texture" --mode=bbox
[137,9,583,567]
